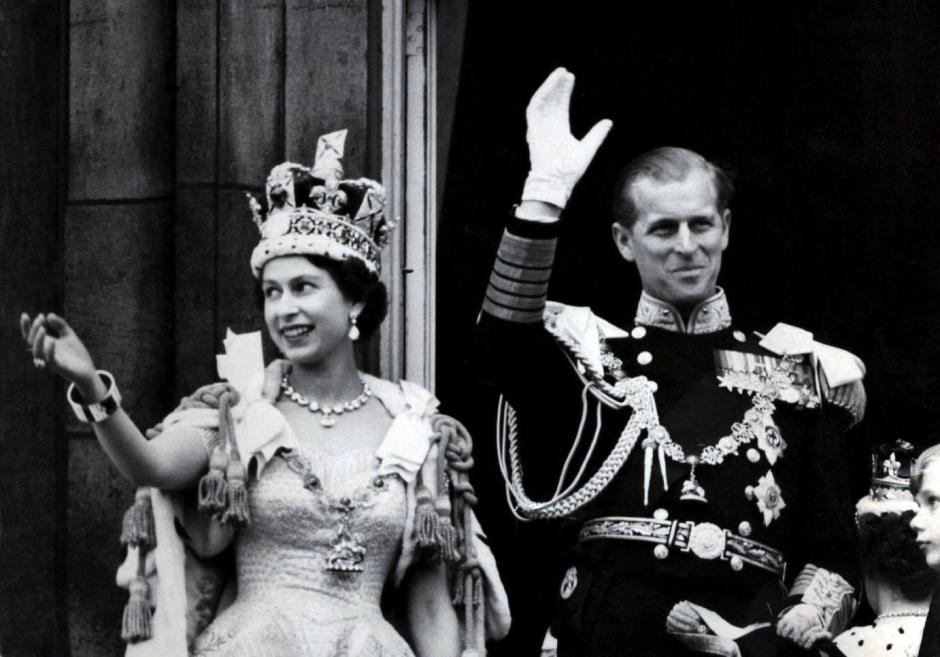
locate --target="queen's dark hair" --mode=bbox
[255,255,388,340]
[857,510,937,601]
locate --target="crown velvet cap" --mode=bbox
[249,130,391,277]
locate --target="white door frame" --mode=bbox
[380,0,437,389]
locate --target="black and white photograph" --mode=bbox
[3,2,940,656]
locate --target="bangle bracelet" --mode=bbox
[67,371,122,424]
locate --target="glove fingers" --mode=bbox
[580,119,613,160]
[527,67,572,118]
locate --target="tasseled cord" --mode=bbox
[120,488,156,643]
[429,414,486,655]
[415,481,439,549]
[434,428,461,563]
[197,390,250,528]
[121,557,153,643]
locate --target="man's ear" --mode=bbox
[611,222,636,262]
[720,209,732,251]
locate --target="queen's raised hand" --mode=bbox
[20,312,101,396]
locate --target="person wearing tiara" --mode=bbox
[20,130,510,657]
[828,445,936,657]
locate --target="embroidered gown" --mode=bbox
[117,337,510,657]
[191,445,414,657]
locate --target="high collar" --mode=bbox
[634,288,732,335]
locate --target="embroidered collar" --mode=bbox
[634,288,732,335]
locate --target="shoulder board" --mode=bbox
[543,301,628,381]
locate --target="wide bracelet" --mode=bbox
[67,371,122,423]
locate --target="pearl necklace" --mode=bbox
[875,610,929,620]
[280,375,373,427]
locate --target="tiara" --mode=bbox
[248,130,393,276]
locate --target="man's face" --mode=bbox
[611,168,730,309]
[911,463,940,571]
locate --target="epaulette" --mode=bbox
[758,322,867,426]
[543,301,629,390]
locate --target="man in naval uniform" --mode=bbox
[477,68,867,657]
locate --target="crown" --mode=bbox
[248,130,393,277]
[856,440,917,517]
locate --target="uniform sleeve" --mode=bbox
[476,217,575,411]
[786,406,860,633]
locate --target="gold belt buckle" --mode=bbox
[686,522,727,560]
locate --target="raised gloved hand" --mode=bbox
[777,603,831,650]
[522,67,613,209]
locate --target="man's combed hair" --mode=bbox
[611,146,735,228]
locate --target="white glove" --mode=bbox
[666,601,709,635]
[777,603,831,650]
[522,67,613,209]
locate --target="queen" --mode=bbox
[21,131,509,657]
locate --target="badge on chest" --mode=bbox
[714,348,820,409]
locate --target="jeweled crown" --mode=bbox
[248,130,392,276]
[856,440,917,516]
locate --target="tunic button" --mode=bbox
[653,508,669,521]
[746,448,761,463]
[631,326,647,339]
[653,544,669,559]
[733,330,746,342]
[738,521,752,537]
[637,351,653,366]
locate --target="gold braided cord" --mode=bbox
[497,322,660,520]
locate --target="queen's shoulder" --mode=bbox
[363,375,440,417]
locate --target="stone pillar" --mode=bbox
[66,1,174,654]
[0,3,65,655]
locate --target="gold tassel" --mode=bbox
[415,484,439,550]
[197,448,229,515]
[472,570,483,606]
[120,488,156,550]
[222,460,250,528]
[436,516,461,563]
[121,575,152,643]
[453,568,467,606]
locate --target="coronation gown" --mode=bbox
[191,444,415,657]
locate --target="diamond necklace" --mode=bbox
[280,375,373,427]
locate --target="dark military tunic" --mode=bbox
[477,218,864,657]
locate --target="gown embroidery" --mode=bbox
[191,441,415,657]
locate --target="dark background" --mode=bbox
[438,2,940,506]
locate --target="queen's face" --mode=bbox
[261,256,358,365]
